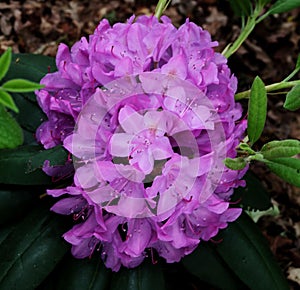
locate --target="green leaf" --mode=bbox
[0,206,69,290]
[268,0,300,14]
[238,143,256,155]
[53,255,112,290]
[224,157,247,170]
[0,48,12,81]
[182,242,246,289]
[1,79,44,92]
[246,204,280,223]
[232,171,272,211]
[22,129,38,145]
[0,188,38,225]
[0,145,69,185]
[0,224,15,245]
[110,260,166,290]
[214,213,290,290]
[3,53,56,83]
[261,139,300,159]
[0,105,23,149]
[247,76,267,146]
[12,93,46,132]
[264,157,300,187]
[283,84,300,111]
[228,0,252,16]
[0,90,18,112]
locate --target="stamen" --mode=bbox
[39,193,47,199]
[150,248,158,265]
[228,198,242,205]
[180,97,196,117]
[185,218,201,235]
[210,238,223,244]
[88,237,100,259]
[73,205,89,221]
[111,45,115,57]
[183,196,193,203]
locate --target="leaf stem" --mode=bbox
[223,4,268,59]
[235,80,300,100]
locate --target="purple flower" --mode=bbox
[36,15,247,271]
[109,106,174,174]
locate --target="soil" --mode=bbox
[0,0,299,289]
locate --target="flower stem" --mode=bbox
[154,0,171,19]
[235,80,300,100]
[222,4,267,59]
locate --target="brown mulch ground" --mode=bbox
[1,0,300,288]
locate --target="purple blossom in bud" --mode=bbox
[36,15,247,272]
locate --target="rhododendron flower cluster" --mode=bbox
[36,15,247,271]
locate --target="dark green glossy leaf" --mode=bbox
[0,48,12,81]
[0,145,69,185]
[110,260,166,290]
[214,213,289,290]
[0,90,18,112]
[268,0,300,14]
[248,76,267,146]
[0,224,14,245]
[0,206,69,290]
[22,129,38,145]
[2,79,44,93]
[261,139,300,159]
[0,189,38,225]
[12,93,46,132]
[265,157,300,187]
[232,171,272,211]
[54,255,111,290]
[224,157,247,170]
[3,54,56,84]
[283,84,300,111]
[182,242,246,290]
[0,105,23,149]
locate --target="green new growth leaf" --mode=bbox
[238,142,256,155]
[261,139,300,159]
[0,48,12,82]
[0,105,23,149]
[1,79,44,93]
[268,0,300,14]
[246,204,280,223]
[264,157,300,187]
[283,84,300,111]
[248,76,267,146]
[224,157,247,170]
[0,90,18,113]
